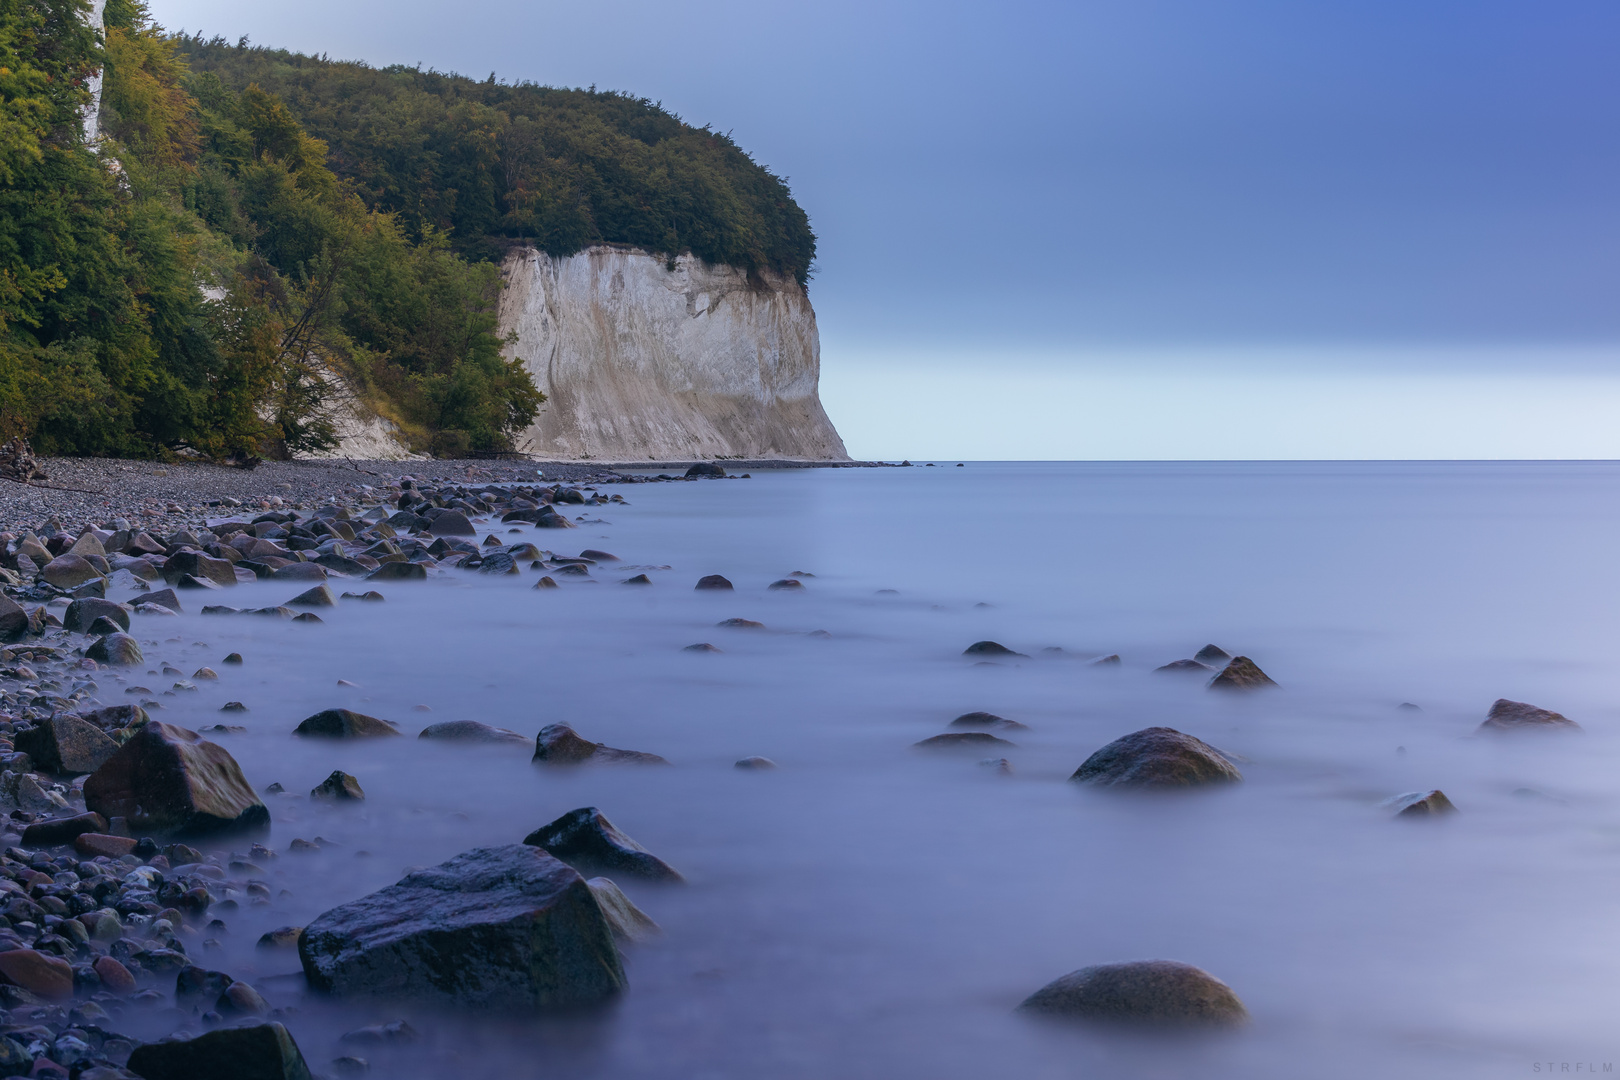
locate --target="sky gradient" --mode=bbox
[147,0,1620,458]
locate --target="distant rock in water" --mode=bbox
[533,723,669,766]
[294,709,402,739]
[718,618,764,629]
[1384,790,1457,817]
[948,711,1028,731]
[768,578,804,591]
[685,462,726,478]
[311,770,365,801]
[523,807,683,881]
[298,844,624,1009]
[1018,960,1248,1028]
[1154,659,1213,675]
[695,574,734,591]
[1479,698,1581,733]
[913,732,1017,751]
[963,641,1027,658]
[1070,727,1242,789]
[418,720,528,744]
[1208,656,1276,691]
[1193,644,1232,665]
[735,756,777,770]
[683,643,721,653]
[1089,654,1122,667]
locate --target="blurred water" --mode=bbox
[109,461,1620,1077]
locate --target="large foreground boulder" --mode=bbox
[126,1022,313,1080]
[15,714,118,775]
[523,807,683,881]
[294,709,401,738]
[1070,727,1242,788]
[84,721,269,837]
[1479,698,1581,733]
[1018,960,1248,1027]
[533,723,668,765]
[298,844,625,1009]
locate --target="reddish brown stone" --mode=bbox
[0,948,73,1001]
[74,832,138,858]
[93,955,136,995]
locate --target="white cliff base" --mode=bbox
[498,246,848,461]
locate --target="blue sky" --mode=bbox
[148,0,1620,458]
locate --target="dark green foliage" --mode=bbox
[177,39,817,284]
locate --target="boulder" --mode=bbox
[162,551,236,588]
[86,614,125,636]
[287,584,336,608]
[368,561,426,581]
[1193,644,1231,664]
[126,1023,314,1080]
[586,878,661,942]
[428,511,476,537]
[294,709,401,738]
[41,553,101,589]
[15,715,118,775]
[92,955,135,994]
[19,811,109,846]
[1154,659,1212,675]
[1070,727,1242,789]
[1018,960,1248,1027]
[86,632,143,666]
[418,720,528,744]
[311,770,365,800]
[949,711,1028,731]
[767,578,804,591]
[1479,698,1581,733]
[718,618,764,629]
[140,587,182,613]
[1208,656,1276,691]
[685,462,726,477]
[298,844,625,1009]
[621,573,652,585]
[477,552,520,575]
[63,598,132,634]
[523,807,682,881]
[695,575,734,591]
[580,548,619,561]
[913,732,1018,751]
[314,553,370,577]
[0,949,73,1002]
[1385,789,1457,817]
[0,593,29,641]
[533,723,668,766]
[270,562,327,581]
[963,640,1026,658]
[83,721,269,837]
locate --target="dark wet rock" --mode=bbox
[586,878,660,942]
[682,642,721,653]
[298,843,625,1009]
[84,721,269,837]
[579,549,618,561]
[963,640,1027,658]
[734,756,777,770]
[1208,656,1276,691]
[1018,960,1248,1028]
[684,462,726,478]
[224,652,243,664]
[1154,659,1213,675]
[219,980,271,1016]
[85,614,125,636]
[221,702,248,713]
[694,575,733,591]
[949,711,1028,731]
[93,955,136,994]
[269,562,327,581]
[258,926,303,949]
[63,598,133,634]
[477,552,520,575]
[176,964,235,1005]
[41,553,102,590]
[1193,644,1232,665]
[367,561,426,582]
[1479,698,1581,733]
[533,576,559,589]
[294,709,401,739]
[0,593,30,641]
[76,832,137,857]
[163,551,236,588]
[127,1022,314,1080]
[292,611,324,624]
[340,590,386,602]
[418,720,528,744]
[287,584,336,608]
[141,587,182,613]
[717,618,764,629]
[15,715,118,775]
[913,732,1018,751]
[194,666,219,679]
[552,562,590,577]
[621,573,652,585]
[82,702,149,730]
[767,578,804,591]
[311,771,365,801]
[0,948,74,1001]
[86,632,143,666]
[313,553,371,577]
[428,511,476,537]
[523,807,683,882]
[19,810,108,846]
[1089,654,1122,667]
[533,723,668,766]
[1070,727,1242,789]
[174,572,222,590]
[1385,789,1457,817]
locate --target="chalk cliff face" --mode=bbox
[498,246,848,461]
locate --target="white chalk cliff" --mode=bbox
[498,246,848,461]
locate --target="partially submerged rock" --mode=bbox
[734,756,777,770]
[1208,656,1276,691]
[1385,789,1457,817]
[948,711,1027,731]
[586,878,661,942]
[1193,644,1232,665]
[963,640,1026,658]
[294,709,402,739]
[1154,659,1213,675]
[523,807,683,881]
[418,720,528,744]
[533,723,668,765]
[694,574,734,590]
[83,721,269,837]
[312,771,365,800]
[298,844,625,1009]
[1018,960,1248,1028]
[1479,698,1581,733]
[287,584,337,608]
[1070,727,1242,789]
[86,632,143,666]
[913,732,1018,751]
[126,1022,314,1080]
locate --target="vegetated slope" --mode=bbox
[177,39,818,286]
